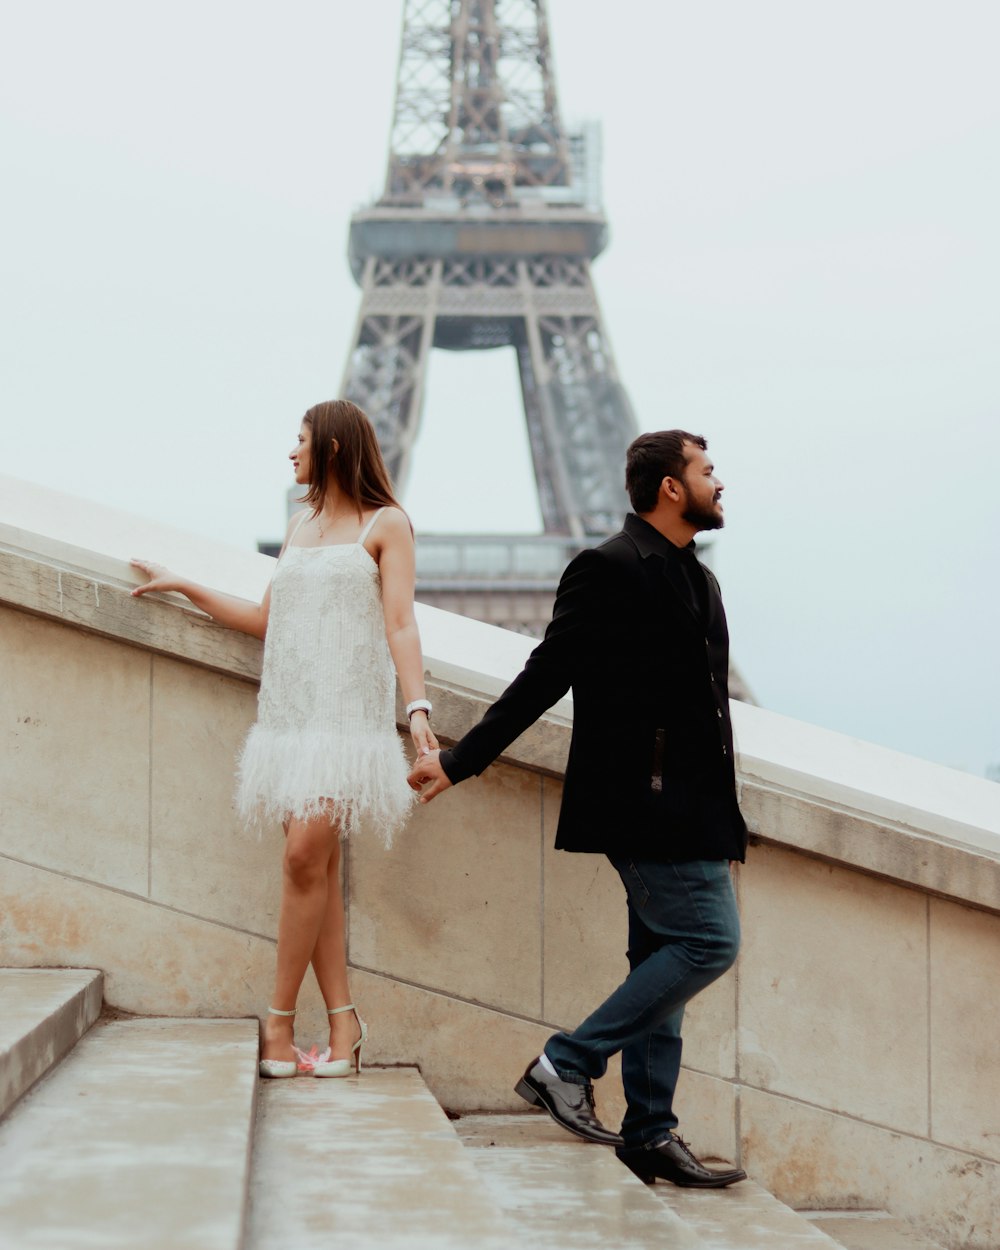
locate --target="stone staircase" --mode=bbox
[0,969,947,1250]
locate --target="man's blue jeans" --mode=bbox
[544,856,740,1150]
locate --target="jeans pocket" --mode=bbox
[614,858,650,911]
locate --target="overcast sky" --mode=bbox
[2,1,998,779]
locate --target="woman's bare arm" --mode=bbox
[373,508,438,756]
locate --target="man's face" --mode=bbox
[678,444,725,530]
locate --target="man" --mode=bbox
[407,431,747,1188]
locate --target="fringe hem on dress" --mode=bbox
[235,727,414,847]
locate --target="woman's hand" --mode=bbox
[130,559,186,597]
[408,710,438,757]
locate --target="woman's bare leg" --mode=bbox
[261,812,339,1064]
[310,838,362,1061]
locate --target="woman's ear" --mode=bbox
[331,438,340,454]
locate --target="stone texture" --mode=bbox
[0,607,150,893]
[0,541,265,682]
[248,1069,506,1250]
[0,1017,258,1250]
[657,1180,844,1250]
[460,1115,705,1249]
[738,844,928,1134]
[349,755,545,1017]
[740,1086,1000,1250]
[0,857,276,1020]
[346,967,553,1113]
[0,967,103,1117]
[672,1069,739,1166]
[929,896,1000,1160]
[149,654,280,934]
[802,1212,949,1250]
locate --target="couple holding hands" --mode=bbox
[132,398,746,1189]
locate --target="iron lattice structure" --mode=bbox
[341,0,638,540]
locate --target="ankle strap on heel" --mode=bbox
[267,1006,297,1017]
[327,1004,355,1016]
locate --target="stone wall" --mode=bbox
[1,501,999,1248]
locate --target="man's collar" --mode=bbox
[623,512,697,559]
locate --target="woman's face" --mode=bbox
[289,421,311,485]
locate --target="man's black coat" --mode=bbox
[441,513,748,863]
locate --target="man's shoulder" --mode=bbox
[558,531,641,594]
[591,529,642,567]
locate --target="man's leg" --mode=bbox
[544,858,739,1106]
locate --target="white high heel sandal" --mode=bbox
[312,1004,367,1078]
[258,1007,299,1078]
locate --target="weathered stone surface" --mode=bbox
[458,1114,705,1249]
[929,896,1000,1160]
[248,1069,506,1250]
[0,539,264,682]
[0,607,150,893]
[149,654,281,934]
[346,967,553,1113]
[0,1017,257,1250]
[0,857,276,1019]
[740,1086,1000,1250]
[658,1178,844,1249]
[739,844,928,1135]
[349,755,545,1017]
[0,968,103,1117]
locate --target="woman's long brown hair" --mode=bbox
[299,400,404,521]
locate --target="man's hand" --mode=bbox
[407,749,453,804]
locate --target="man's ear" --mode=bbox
[661,475,683,503]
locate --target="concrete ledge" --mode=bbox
[0,968,103,1117]
[0,536,263,683]
[743,782,1000,915]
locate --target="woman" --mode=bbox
[131,399,436,1078]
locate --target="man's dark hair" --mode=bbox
[625,430,708,513]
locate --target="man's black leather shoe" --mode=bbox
[617,1134,747,1187]
[514,1059,624,1147]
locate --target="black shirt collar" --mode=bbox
[623,512,698,561]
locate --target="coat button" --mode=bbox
[717,709,723,718]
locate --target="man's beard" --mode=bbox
[682,496,725,531]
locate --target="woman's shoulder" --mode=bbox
[370,505,413,538]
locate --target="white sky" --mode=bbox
[2,1,998,778]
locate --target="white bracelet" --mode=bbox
[406,699,432,720]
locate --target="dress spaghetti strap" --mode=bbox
[280,510,310,559]
[357,507,387,546]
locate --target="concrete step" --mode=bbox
[0,1016,258,1250]
[457,1113,707,1249]
[246,1066,507,1250]
[800,1210,950,1250]
[657,1178,845,1250]
[457,1114,847,1250]
[0,967,103,1117]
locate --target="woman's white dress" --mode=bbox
[236,508,413,845]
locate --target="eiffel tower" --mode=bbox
[340,0,639,634]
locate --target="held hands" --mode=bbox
[407,709,439,758]
[130,559,184,597]
[406,748,453,804]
